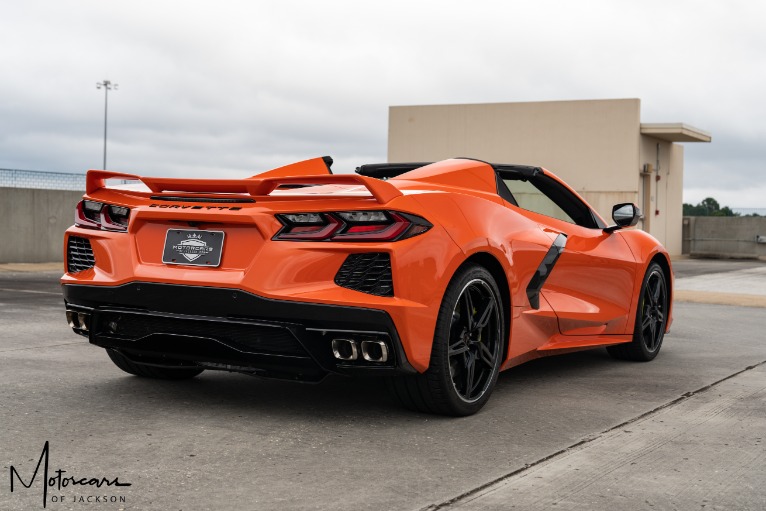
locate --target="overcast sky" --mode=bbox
[1,1,764,207]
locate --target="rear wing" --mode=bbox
[86,170,403,204]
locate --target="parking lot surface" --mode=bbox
[1,260,765,510]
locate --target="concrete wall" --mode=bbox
[389,99,642,225]
[683,216,766,259]
[0,187,82,263]
[639,137,684,256]
[388,98,690,255]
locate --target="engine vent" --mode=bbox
[67,236,95,273]
[334,253,393,297]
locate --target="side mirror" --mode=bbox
[605,203,641,232]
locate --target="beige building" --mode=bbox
[388,98,710,256]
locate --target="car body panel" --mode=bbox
[62,157,673,380]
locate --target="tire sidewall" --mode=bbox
[430,264,504,415]
[633,262,667,360]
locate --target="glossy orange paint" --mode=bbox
[62,158,672,374]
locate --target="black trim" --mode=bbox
[63,282,416,380]
[494,164,541,180]
[495,172,518,206]
[149,196,255,203]
[355,163,432,179]
[526,234,567,309]
[453,158,542,180]
[322,156,334,172]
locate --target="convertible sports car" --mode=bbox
[62,157,672,415]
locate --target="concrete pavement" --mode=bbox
[0,262,764,510]
[673,259,766,307]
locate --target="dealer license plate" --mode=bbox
[162,229,225,267]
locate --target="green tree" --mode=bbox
[682,197,740,217]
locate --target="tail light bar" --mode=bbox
[75,200,131,232]
[274,210,431,242]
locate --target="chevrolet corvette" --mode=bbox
[62,157,672,415]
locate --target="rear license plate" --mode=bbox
[162,229,225,267]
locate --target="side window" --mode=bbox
[503,178,577,224]
[500,174,602,229]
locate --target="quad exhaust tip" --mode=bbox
[331,338,389,363]
[360,340,388,363]
[331,339,358,361]
[66,310,91,332]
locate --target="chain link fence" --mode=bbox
[0,168,86,191]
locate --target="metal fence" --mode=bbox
[0,168,86,191]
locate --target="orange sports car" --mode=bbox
[62,157,672,415]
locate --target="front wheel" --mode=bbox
[607,261,668,361]
[388,264,504,416]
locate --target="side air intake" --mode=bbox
[67,236,95,273]
[334,253,394,297]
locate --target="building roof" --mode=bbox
[640,123,711,143]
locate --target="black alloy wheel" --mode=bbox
[607,262,668,361]
[448,278,502,403]
[387,264,504,415]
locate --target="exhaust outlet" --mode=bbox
[66,310,91,332]
[77,312,90,332]
[66,310,78,329]
[331,339,358,361]
[360,340,389,363]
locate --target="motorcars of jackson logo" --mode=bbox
[173,232,214,262]
[8,442,131,508]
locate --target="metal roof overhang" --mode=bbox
[640,123,712,143]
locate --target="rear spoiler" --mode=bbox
[86,170,403,204]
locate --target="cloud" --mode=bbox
[0,0,765,207]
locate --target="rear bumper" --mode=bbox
[63,282,417,382]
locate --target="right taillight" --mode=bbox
[274,210,431,242]
[75,200,130,232]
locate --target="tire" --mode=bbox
[106,349,204,380]
[607,262,668,362]
[387,264,504,416]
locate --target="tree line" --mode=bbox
[683,197,759,217]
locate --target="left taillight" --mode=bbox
[75,200,131,232]
[274,210,431,242]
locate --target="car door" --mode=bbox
[499,170,638,336]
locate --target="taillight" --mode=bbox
[274,211,431,242]
[75,200,130,232]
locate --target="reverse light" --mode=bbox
[75,200,131,232]
[102,205,130,230]
[336,211,387,223]
[274,210,432,242]
[282,213,323,224]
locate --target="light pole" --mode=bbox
[96,80,118,169]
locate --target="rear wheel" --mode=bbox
[106,349,204,380]
[388,264,504,416]
[607,262,668,361]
